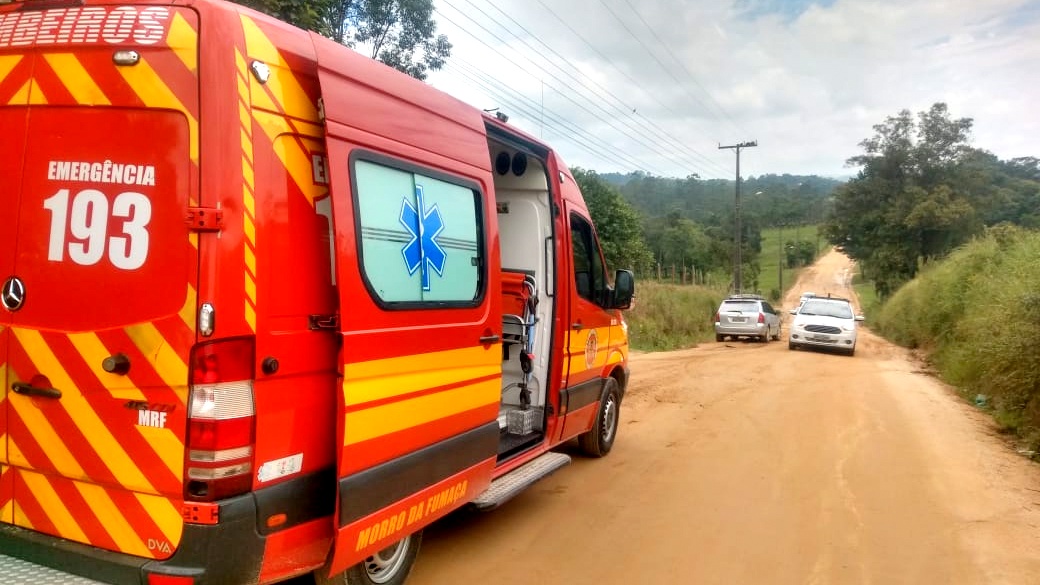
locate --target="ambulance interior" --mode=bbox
[489,141,555,459]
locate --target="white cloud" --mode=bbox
[427,0,1040,179]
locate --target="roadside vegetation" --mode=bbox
[875,227,1040,450]
[824,103,1040,452]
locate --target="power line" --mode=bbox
[434,4,717,177]
[456,0,732,178]
[614,0,752,139]
[443,60,672,175]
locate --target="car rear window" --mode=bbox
[720,301,759,312]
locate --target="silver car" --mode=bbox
[788,296,864,356]
[714,295,781,342]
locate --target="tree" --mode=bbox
[237,0,450,80]
[572,168,654,274]
[826,103,984,297]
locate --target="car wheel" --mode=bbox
[716,334,724,342]
[788,341,797,350]
[847,346,856,357]
[578,378,621,458]
[316,531,422,585]
[772,326,781,341]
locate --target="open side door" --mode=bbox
[312,36,501,576]
[558,201,613,442]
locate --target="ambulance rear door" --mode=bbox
[0,102,29,525]
[0,4,199,561]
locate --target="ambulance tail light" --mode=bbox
[185,337,256,502]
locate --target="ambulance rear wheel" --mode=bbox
[578,377,620,458]
[317,531,422,585]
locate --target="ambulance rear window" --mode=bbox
[353,158,484,307]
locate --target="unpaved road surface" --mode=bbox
[408,249,1040,584]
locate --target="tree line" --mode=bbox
[824,102,1040,297]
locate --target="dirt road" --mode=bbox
[407,250,1040,584]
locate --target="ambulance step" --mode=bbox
[472,452,571,511]
[0,553,106,585]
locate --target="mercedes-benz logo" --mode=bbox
[2,277,25,312]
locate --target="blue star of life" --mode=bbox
[400,185,447,292]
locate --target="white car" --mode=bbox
[788,296,863,356]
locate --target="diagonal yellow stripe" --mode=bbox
[240,16,318,121]
[8,399,87,480]
[117,57,198,163]
[134,426,183,485]
[66,332,182,480]
[124,323,189,392]
[66,333,145,401]
[135,491,184,547]
[178,284,198,340]
[74,482,149,557]
[0,54,23,84]
[20,471,88,543]
[42,54,111,105]
[11,502,34,530]
[168,12,198,73]
[13,329,156,493]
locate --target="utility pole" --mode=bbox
[718,140,757,293]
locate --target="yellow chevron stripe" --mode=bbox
[43,54,110,106]
[240,16,318,122]
[65,332,182,480]
[253,111,322,204]
[135,491,184,547]
[0,501,11,525]
[116,57,198,163]
[134,426,184,483]
[8,402,88,480]
[168,11,198,73]
[10,79,46,105]
[0,54,22,84]
[66,333,146,401]
[20,471,88,543]
[11,501,34,530]
[74,482,150,557]
[345,378,499,446]
[13,329,157,493]
[343,346,501,406]
[178,284,198,337]
[124,323,189,393]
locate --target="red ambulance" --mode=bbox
[0,0,635,583]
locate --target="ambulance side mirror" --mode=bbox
[610,270,635,310]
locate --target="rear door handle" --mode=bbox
[12,382,62,399]
[571,322,583,330]
[479,334,501,344]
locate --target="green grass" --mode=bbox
[626,281,727,351]
[874,226,1040,449]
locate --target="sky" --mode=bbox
[425,0,1040,181]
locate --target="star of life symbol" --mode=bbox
[400,185,447,291]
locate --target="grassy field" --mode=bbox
[756,225,828,302]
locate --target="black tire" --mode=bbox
[772,326,781,341]
[788,341,797,350]
[578,377,621,458]
[316,531,422,585]
[847,346,856,357]
[716,334,724,342]
[760,334,769,343]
